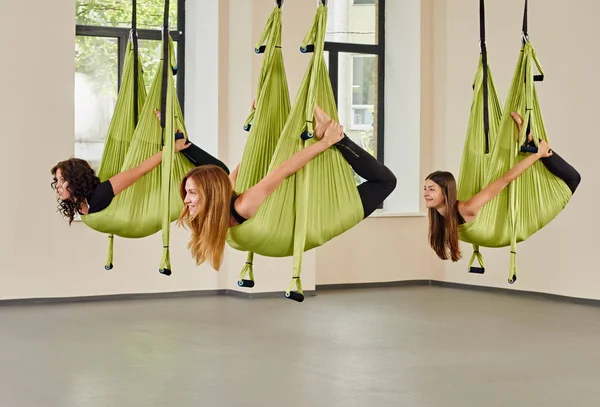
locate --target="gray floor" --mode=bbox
[1,286,600,407]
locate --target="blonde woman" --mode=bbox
[178,105,397,270]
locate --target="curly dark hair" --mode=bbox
[51,158,100,224]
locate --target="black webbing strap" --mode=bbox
[480,0,490,153]
[521,0,544,82]
[160,0,170,145]
[132,0,139,126]
[522,0,528,44]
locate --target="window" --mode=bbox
[351,55,376,130]
[325,0,384,162]
[75,0,185,170]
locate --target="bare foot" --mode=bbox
[510,112,533,144]
[154,108,182,135]
[314,105,332,139]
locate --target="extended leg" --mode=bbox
[335,135,397,218]
[511,112,580,194]
[538,152,581,194]
[176,134,230,175]
[313,106,396,217]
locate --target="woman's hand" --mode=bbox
[154,108,189,152]
[535,140,553,158]
[322,121,344,146]
[175,138,190,152]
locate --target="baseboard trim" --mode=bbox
[0,288,316,306]
[0,289,228,306]
[317,279,600,307]
[429,280,600,307]
[317,280,432,291]
[1,279,598,307]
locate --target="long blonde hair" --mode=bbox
[178,165,233,270]
[426,171,462,262]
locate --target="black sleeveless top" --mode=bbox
[230,194,247,225]
[80,180,115,214]
[456,204,466,225]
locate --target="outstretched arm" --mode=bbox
[109,138,190,196]
[462,141,552,217]
[234,122,344,220]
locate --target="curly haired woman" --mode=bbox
[51,110,229,224]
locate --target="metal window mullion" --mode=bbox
[324,42,382,55]
[377,0,385,163]
[76,25,182,41]
[328,51,339,106]
[176,0,185,116]
[117,34,128,92]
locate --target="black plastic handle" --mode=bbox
[301,131,314,140]
[238,279,255,288]
[520,145,538,153]
[300,44,315,53]
[285,292,305,302]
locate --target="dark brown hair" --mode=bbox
[51,158,100,224]
[426,171,461,262]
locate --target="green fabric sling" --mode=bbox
[228,6,292,287]
[81,35,193,273]
[227,4,364,300]
[457,38,572,283]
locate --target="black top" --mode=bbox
[85,180,115,214]
[230,193,248,225]
[456,204,466,225]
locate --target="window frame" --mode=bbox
[75,0,186,113]
[325,0,385,162]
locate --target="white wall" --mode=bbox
[0,0,221,301]
[382,0,421,214]
[2,0,595,302]
[185,0,220,159]
[316,0,441,286]
[432,0,599,300]
[0,0,438,300]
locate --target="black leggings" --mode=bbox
[180,140,230,175]
[540,152,581,194]
[525,138,581,194]
[335,135,397,218]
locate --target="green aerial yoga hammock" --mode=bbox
[80,33,193,274]
[227,4,364,301]
[456,0,572,283]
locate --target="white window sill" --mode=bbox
[368,209,427,218]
